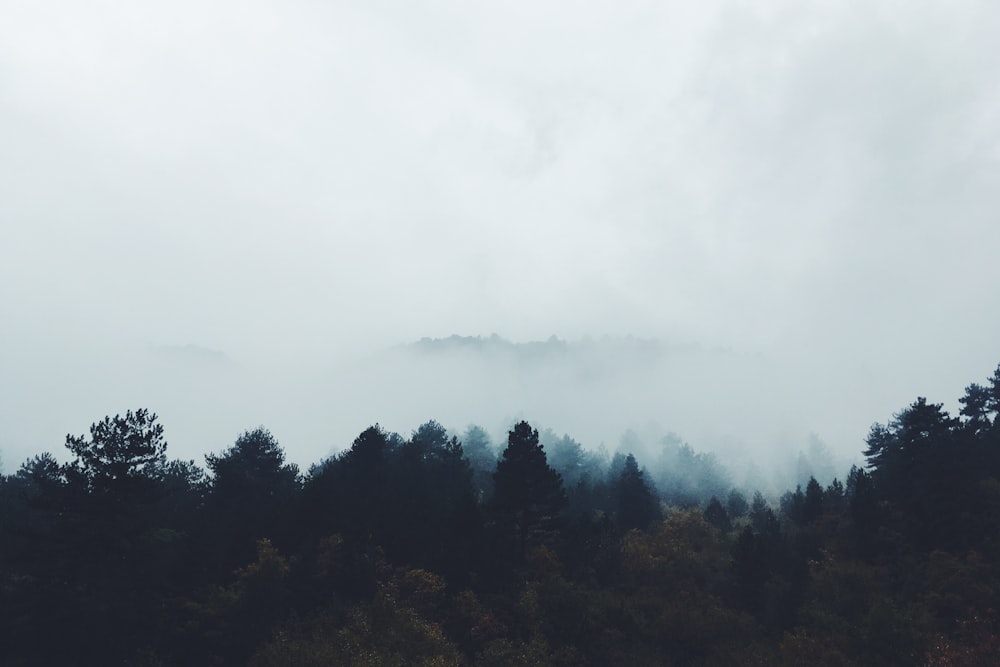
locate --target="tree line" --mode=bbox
[2,364,1000,665]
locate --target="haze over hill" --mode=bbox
[0,332,904,491]
[2,0,998,489]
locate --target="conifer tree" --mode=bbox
[616,453,662,531]
[490,421,566,556]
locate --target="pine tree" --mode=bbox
[616,453,662,531]
[490,421,566,556]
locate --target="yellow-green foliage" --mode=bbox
[251,566,463,667]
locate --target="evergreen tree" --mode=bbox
[206,427,299,507]
[490,421,566,557]
[987,363,1000,415]
[802,477,825,523]
[704,496,732,532]
[616,453,662,531]
[461,424,497,500]
[960,383,993,434]
[205,427,300,567]
[825,477,845,512]
[65,409,167,505]
[387,421,480,582]
[749,491,779,536]
[726,489,749,519]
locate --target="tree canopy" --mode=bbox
[5,363,1000,665]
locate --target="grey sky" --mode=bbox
[1,1,998,470]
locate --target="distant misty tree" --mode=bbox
[490,421,566,556]
[794,435,837,490]
[65,409,167,504]
[654,437,732,507]
[726,489,749,519]
[544,432,588,487]
[607,451,628,483]
[461,424,497,499]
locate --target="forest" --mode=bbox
[2,364,1000,666]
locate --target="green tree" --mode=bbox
[615,453,662,531]
[205,427,300,568]
[490,421,566,558]
[543,432,588,488]
[11,452,67,508]
[960,383,993,434]
[65,409,166,504]
[802,477,825,523]
[461,424,497,500]
[863,398,958,482]
[726,489,749,519]
[704,496,731,532]
[388,421,481,582]
[987,363,1000,415]
[206,427,299,498]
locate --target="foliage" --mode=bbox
[5,362,1000,664]
[65,409,167,503]
[489,421,566,558]
[615,453,662,531]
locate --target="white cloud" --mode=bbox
[1,0,998,467]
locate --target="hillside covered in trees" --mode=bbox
[3,364,1000,665]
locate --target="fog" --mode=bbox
[1,1,998,477]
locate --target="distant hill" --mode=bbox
[148,344,236,370]
[338,334,795,461]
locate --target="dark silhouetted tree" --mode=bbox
[781,485,806,525]
[616,453,662,531]
[704,496,732,532]
[960,383,993,434]
[387,421,481,582]
[490,421,566,558]
[987,364,1000,415]
[864,398,970,548]
[65,409,167,505]
[846,465,876,523]
[864,398,958,488]
[726,489,749,519]
[205,427,299,567]
[749,491,779,536]
[825,477,845,512]
[11,452,67,508]
[802,477,824,523]
[206,428,299,514]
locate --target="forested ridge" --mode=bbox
[3,365,1000,666]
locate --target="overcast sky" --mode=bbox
[1,1,998,469]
